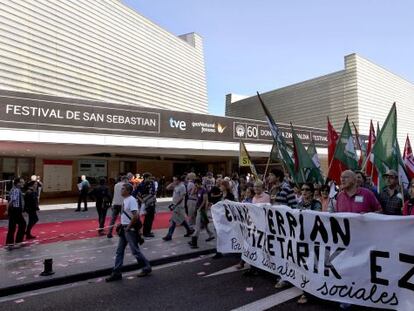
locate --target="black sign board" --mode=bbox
[0,90,330,147]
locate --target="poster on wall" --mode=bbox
[43,160,73,192]
[78,159,107,181]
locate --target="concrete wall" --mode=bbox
[225,54,414,143]
[354,54,414,147]
[225,56,359,131]
[0,0,208,113]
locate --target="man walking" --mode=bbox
[76,175,90,212]
[5,178,26,250]
[162,176,194,241]
[106,183,151,282]
[107,176,128,238]
[188,178,215,249]
[135,173,156,238]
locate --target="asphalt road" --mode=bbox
[0,255,387,311]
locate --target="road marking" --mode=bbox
[0,256,210,304]
[230,287,303,311]
[203,264,248,278]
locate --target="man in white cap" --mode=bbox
[379,169,407,215]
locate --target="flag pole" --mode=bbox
[263,155,271,181]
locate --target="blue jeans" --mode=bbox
[113,228,151,275]
[166,220,191,238]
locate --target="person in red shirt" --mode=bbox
[334,170,381,310]
[335,170,381,214]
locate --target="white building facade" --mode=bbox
[0,0,208,113]
[226,54,414,147]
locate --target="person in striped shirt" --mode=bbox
[267,168,297,289]
[267,168,298,209]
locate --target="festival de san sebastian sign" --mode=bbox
[212,201,414,311]
[0,91,328,147]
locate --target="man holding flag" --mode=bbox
[371,103,409,214]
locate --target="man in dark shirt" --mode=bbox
[379,169,407,215]
[134,173,156,237]
[6,178,26,250]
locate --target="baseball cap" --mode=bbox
[383,169,398,177]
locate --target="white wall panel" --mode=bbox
[0,0,207,113]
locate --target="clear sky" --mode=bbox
[123,0,414,116]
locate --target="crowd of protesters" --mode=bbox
[159,167,411,310]
[5,166,414,303]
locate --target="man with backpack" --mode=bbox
[106,183,151,282]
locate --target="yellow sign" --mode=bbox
[239,141,251,167]
[239,141,258,178]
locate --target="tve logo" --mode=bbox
[169,117,187,131]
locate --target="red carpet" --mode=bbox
[0,212,171,246]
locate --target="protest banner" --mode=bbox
[212,201,414,310]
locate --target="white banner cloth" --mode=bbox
[212,201,414,310]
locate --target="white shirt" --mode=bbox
[112,181,125,206]
[121,195,138,225]
[173,182,186,207]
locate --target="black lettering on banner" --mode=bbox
[370,250,390,286]
[316,282,399,306]
[310,215,329,243]
[231,237,242,251]
[266,234,275,256]
[329,217,351,246]
[398,253,414,291]
[286,212,297,238]
[324,246,345,279]
[277,237,285,258]
[277,262,296,280]
[267,209,276,234]
[225,205,232,222]
[296,242,309,271]
[257,230,264,248]
[275,211,286,236]
[300,275,310,288]
[286,240,295,264]
[313,242,320,274]
[299,213,305,241]
[247,227,256,247]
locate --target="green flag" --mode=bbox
[269,142,279,162]
[307,139,325,184]
[291,124,324,184]
[333,117,359,171]
[257,92,296,180]
[371,103,409,189]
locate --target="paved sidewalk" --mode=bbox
[0,200,173,227]
[0,226,217,297]
[39,197,173,211]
